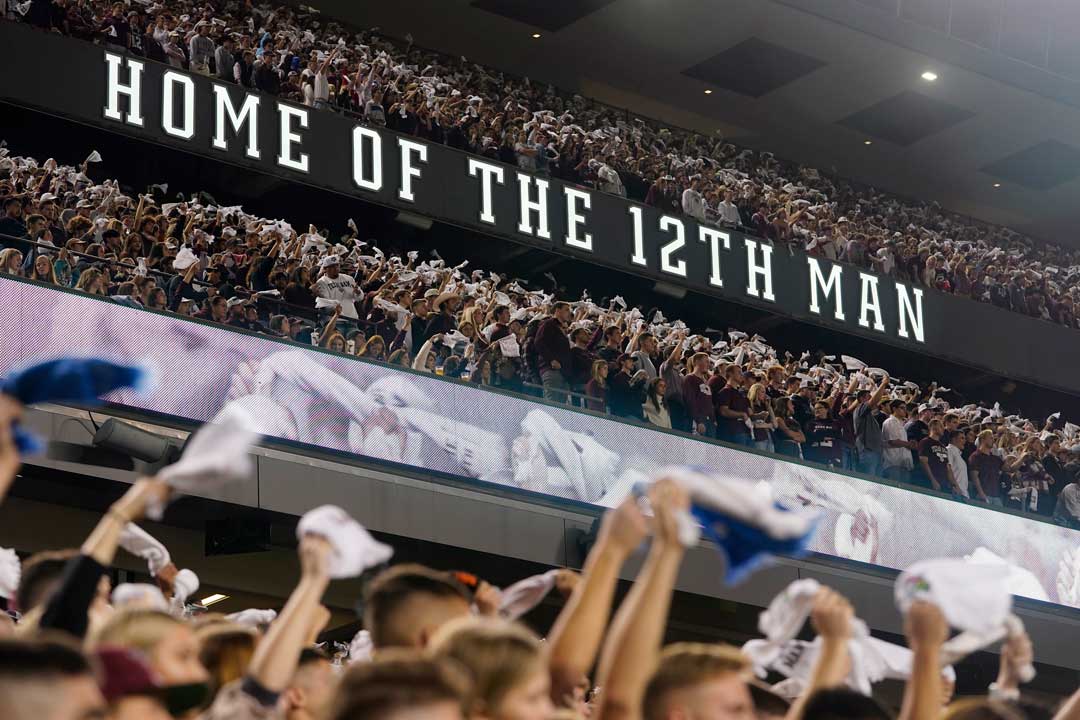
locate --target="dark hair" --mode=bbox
[16,549,77,613]
[801,688,893,720]
[362,564,470,649]
[0,637,92,680]
[327,651,469,720]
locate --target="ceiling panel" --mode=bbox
[982,140,1080,190]
[469,0,617,32]
[682,37,826,98]
[838,90,975,145]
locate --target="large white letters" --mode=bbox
[397,138,426,201]
[350,126,383,190]
[517,174,551,239]
[858,273,886,332]
[659,216,687,277]
[698,227,730,287]
[564,188,592,251]
[744,239,775,301]
[103,53,144,126]
[212,86,260,158]
[468,159,504,225]
[162,71,194,140]
[807,258,845,321]
[896,284,925,342]
[277,104,309,172]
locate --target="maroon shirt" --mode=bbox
[968,450,1004,498]
[715,385,751,439]
[682,374,715,424]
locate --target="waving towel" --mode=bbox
[0,547,20,600]
[498,570,561,620]
[118,523,171,576]
[643,466,819,584]
[297,505,393,579]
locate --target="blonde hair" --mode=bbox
[428,616,545,715]
[942,699,1026,720]
[643,643,750,720]
[196,624,258,699]
[90,609,183,655]
[748,383,767,407]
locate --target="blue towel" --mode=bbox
[642,466,820,585]
[1,358,150,454]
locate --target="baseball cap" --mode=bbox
[95,646,208,716]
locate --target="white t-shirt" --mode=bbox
[314,274,358,319]
[947,444,969,497]
[881,415,912,470]
[682,189,706,222]
[718,200,741,226]
[314,71,330,102]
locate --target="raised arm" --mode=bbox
[898,602,947,720]
[546,497,648,703]
[594,480,689,720]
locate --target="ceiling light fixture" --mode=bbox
[921,71,938,82]
[993,182,1002,188]
[531,33,541,39]
[200,593,229,607]
[863,140,873,145]
[704,89,713,94]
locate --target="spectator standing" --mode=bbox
[681,353,715,437]
[215,36,236,83]
[969,429,1004,506]
[188,22,215,75]
[313,256,359,321]
[534,302,572,404]
[917,419,955,493]
[715,365,752,447]
[852,375,889,476]
[583,359,608,413]
[803,400,843,467]
[881,402,915,484]
[747,383,776,453]
[946,430,969,499]
[608,354,646,421]
[772,396,805,459]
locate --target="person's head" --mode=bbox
[361,335,386,359]
[0,248,23,274]
[15,549,78,614]
[283,648,337,720]
[773,396,793,418]
[603,325,622,348]
[947,429,966,449]
[812,399,829,423]
[412,298,430,319]
[643,643,753,720]
[209,296,228,321]
[494,306,510,324]
[3,196,22,218]
[92,610,208,686]
[363,564,472,650]
[800,687,893,720]
[929,418,944,439]
[747,383,767,407]
[892,402,908,420]
[944,413,960,432]
[976,428,995,451]
[571,327,590,348]
[195,625,256,701]
[388,348,410,366]
[0,638,105,720]
[26,214,47,237]
[553,301,571,324]
[691,352,710,375]
[649,376,667,402]
[430,617,552,720]
[326,650,469,720]
[95,646,206,720]
[326,332,347,353]
[591,359,608,384]
[616,353,634,374]
[724,364,744,386]
[640,332,657,354]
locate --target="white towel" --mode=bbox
[297,505,393,579]
[349,629,374,664]
[172,568,200,605]
[226,609,278,627]
[112,583,169,612]
[0,547,20,600]
[118,523,171,576]
[150,411,260,519]
[498,570,560,620]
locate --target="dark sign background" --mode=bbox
[2,22,1078,396]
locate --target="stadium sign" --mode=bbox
[96,50,926,344]
[4,24,1080,395]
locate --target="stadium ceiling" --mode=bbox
[321,0,1080,248]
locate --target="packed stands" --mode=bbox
[10,0,1080,332]
[1,144,1078,523]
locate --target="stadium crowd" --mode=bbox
[10,0,1080,332]
[1,143,1080,525]
[0,393,1076,720]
